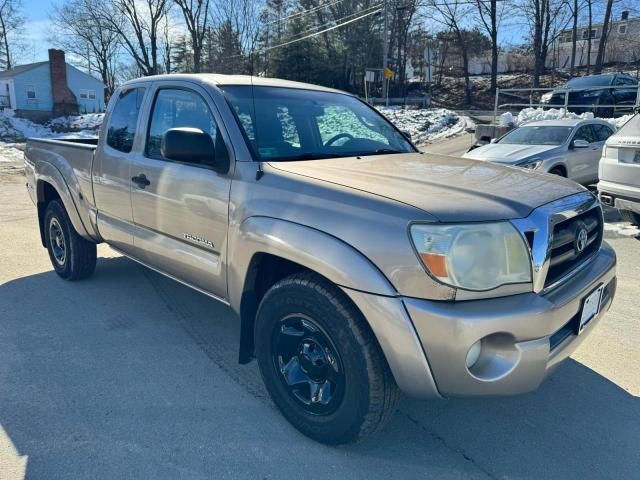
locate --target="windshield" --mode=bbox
[498,126,573,145]
[565,76,613,88]
[221,85,415,161]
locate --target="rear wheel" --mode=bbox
[255,272,400,444]
[44,200,97,280]
[620,210,640,226]
[549,166,566,177]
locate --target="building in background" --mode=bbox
[0,49,105,121]
[551,11,640,70]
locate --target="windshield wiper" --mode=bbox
[269,152,352,162]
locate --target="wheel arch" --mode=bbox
[35,162,97,246]
[228,217,397,364]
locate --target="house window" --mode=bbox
[26,85,36,99]
[618,24,627,34]
[88,90,96,100]
[582,29,597,39]
[79,89,88,99]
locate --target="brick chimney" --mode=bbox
[48,49,77,116]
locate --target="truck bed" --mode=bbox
[25,137,98,212]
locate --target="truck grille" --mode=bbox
[545,207,603,287]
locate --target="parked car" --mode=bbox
[598,113,640,225]
[540,73,638,117]
[463,119,615,185]
[24,74,616,445]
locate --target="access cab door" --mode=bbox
[130,81,234,301]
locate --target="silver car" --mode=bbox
[598,113,640,224]
[464,119,615,184]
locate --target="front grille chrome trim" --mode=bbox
[511,192,601,294]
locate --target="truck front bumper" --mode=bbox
[343,242,616,399]
[404,242,616,397]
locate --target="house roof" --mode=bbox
[0,61,48,79]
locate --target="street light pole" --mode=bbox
[382,0,389,105]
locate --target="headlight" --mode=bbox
[540,92,552,102]
[516,158,543,170]
[410,222,532,291]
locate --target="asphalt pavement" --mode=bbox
[1,168,639,480]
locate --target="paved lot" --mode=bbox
[0,169,639,479]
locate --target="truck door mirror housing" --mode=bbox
[161,127,230,174]
[571,139,590,149]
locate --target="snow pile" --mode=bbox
[0,109,104,163]
[378,107,473,144]
[500,107,635,130]
[49,113,104,132]
[603,222,640,238]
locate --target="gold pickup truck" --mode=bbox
[25,74,616,444]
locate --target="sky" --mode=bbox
[17,0,635,66]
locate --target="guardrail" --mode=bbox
[493,84,640,123]
[365,96,431,108]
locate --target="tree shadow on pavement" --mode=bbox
[1,255,638,479]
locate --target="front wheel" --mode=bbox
[255,272,400,444]
[44,200,97,280]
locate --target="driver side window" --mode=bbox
[573,125,596,144]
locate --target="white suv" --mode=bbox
[598,113,640,225]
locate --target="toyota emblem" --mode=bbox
[575,226,588,253]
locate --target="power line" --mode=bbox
[261,7,383,53]
[286,3,383,38]
[263,0,347,27]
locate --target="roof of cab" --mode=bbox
[121,73,348,95]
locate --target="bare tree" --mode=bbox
[521,0,571,87]
[426,0,476,104]
[99,0,171,76]
[174,0,210,72]
[593,0,613,74]
[475,0,501,92]
[50,0,120,97]
[586,0,592,73]
[0,0,23,69]
[569,0,578,75]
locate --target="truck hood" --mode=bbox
[267,153,584,222]
[463,143,558,164]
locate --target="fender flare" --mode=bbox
[35,161,97,243]
[228,217,399,364]
[228,216,397,313]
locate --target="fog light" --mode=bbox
[466,340,482,369]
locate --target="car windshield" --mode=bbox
[565,76,613,88]
[221,85,415,161]
[498,126,573,145]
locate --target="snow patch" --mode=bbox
[603,222,640,238]
[378,107,473,145]
[500,107,635,130]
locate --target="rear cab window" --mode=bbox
[106,87,146,153]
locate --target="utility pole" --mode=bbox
[382,0,389,105]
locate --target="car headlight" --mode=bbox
[516,158,543,170]
[410,222,532,291]
[540,92,552,102]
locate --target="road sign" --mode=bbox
[365,70,376,83]
[384,67,394,79]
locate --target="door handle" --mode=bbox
[131,173,151,188]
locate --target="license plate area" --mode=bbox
[578,284,604,334]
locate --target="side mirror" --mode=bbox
[161,127,229,174]
[572,139,590,149]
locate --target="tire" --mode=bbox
[620,210,640,226]
[44,200,97,280]
[255,272,400,445]
[595,99,614,118]
[549,166,566,177]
